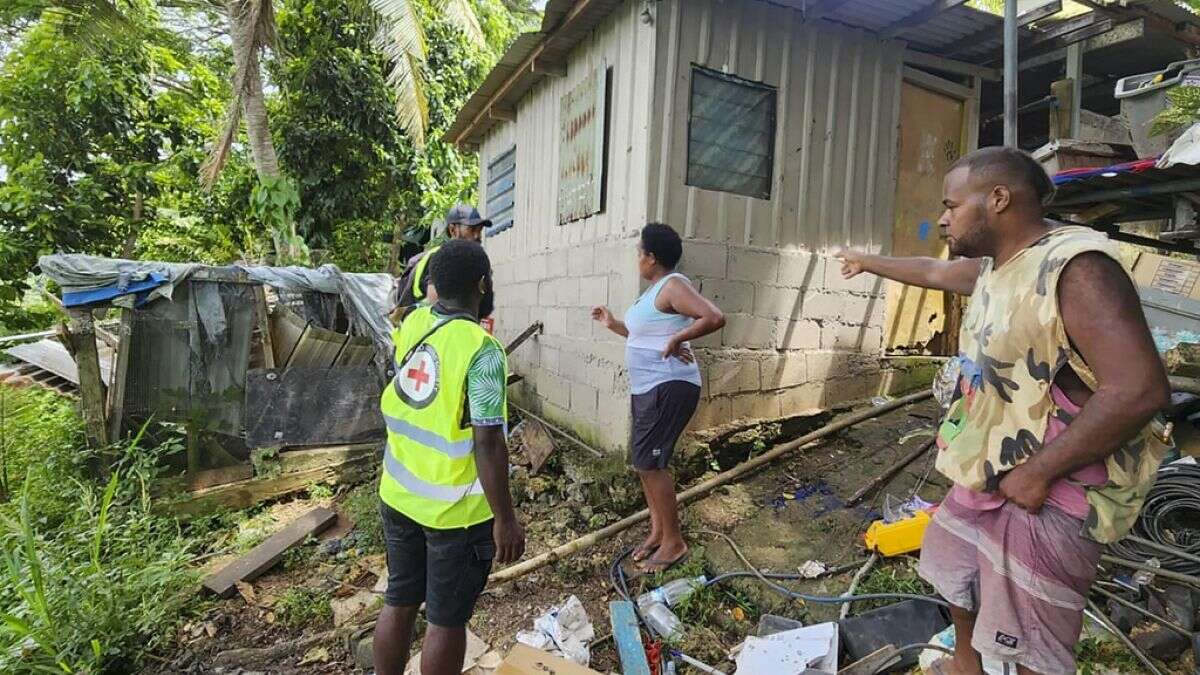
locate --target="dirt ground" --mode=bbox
[147,398,1183,674]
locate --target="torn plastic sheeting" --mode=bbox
[1157,122,1200,169]
[39,254,200,307]
[514,595,595,666]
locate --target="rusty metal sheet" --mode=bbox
[245,367,385,448]
[557,62,607,225]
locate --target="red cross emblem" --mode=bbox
[397,345,439,407]
[406,360,431,392]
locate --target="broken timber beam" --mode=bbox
[489,391,932,584]
[202,507,338,598]
[63,309,109,453]
[504,321,544,355]
[846,437,936,507]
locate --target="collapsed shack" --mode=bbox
[17,254,400,515]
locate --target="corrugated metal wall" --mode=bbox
[478,0,655,261]
[648,0,906,253]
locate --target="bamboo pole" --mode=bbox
[489,391,932,584]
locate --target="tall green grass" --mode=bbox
[0,386,199,673]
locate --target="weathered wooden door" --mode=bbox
[884,79,968,355]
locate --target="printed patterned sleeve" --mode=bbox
[466,340,508,427]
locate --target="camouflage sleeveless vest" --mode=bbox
[935,225,1172,543]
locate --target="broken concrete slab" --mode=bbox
[202,507,338,598]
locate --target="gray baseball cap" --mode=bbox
[445,203,491,229]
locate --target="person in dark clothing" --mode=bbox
[393,204,491,319]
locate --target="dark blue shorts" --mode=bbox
[379,501,495,627]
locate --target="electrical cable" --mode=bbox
[699,529,949,609]
[897,643,954,656]
[1108,462,1200,576]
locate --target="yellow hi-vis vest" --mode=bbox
[379,305,502,529]
[410,246,440,301]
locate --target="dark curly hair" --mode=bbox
[429,239,491,302]
[641,222,683,269]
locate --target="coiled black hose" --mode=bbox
[1108,462,1200,576]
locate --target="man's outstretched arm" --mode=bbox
[834,249,982,295]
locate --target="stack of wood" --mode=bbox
[1165,343,1200,396]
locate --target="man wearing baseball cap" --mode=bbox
[394,204,491,317]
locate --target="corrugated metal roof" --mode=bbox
[446,0,1195,146]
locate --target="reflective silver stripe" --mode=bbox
[383,449,484,501]
[383,414,474,458]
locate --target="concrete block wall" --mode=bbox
[676,239,902,430]
[489,234,640,453]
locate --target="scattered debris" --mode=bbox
[512,418,558,474]
[607,601,650,675]
[733,622,838,674]
[514,595,595,666]
[497,644,604,675]
[405,628,490,674]
[330,589,380,627]
[297,646,331,666]
[202,507,338,598]
[917,626,1012,675]
[796,560,828,579]
[839,600,947,671]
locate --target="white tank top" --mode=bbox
[623,273,702,395]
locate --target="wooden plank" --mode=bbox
[166,449,376,516]
[251,285,275,370]
[517,419,557,474]
[902,66,974,101]
[187,464,255,491]
[278,443,377,474]
[106,309,132,441]
[201,507,338,597]
[902,50,1000,81]
[63,310,109,451]
[608,601,651,675]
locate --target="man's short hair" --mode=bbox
[949,146,1055,205]
[641,222,683,269]
[430,239,490,301]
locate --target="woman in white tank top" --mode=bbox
[591,223,725,573]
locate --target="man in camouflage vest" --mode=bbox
[836,147,1171,675]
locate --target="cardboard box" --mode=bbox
[1132,252,1200,300]
[496,644,603,675]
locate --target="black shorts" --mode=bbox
[379,501,495,627]
[629,381,701,471]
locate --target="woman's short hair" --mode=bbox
[641,222,683,269]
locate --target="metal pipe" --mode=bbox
[1124,534,1200,569]
[1051,177,1200,208]
[1004,0,1019,146]
[1091,585,1191,637]
[1086,599,1166,675]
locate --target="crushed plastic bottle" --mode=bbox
[642,602,683,641]
[932,357,962,411]
[636,575,707,611]
[1133,557,1161,586]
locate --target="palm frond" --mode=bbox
[441,0,485,46]
[372,0,428,148]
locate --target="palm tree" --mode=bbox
[199,0,492,262]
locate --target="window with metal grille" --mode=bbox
[484,146,516,236]
[686,66,777,200]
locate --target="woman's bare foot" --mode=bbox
[633,530,662,562]
[638,540,688,574]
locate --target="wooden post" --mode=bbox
[64,309,109,458]
[106,308,133,441]
[252,285,276,369]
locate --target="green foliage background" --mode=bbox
[0,0,534,331]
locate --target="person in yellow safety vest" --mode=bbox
[393,204,490,319]
[373,239,524,675]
